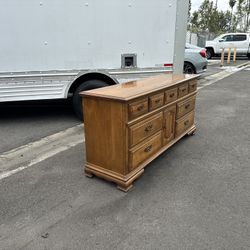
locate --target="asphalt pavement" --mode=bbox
[0,100,80,154]
[0,67,249,249]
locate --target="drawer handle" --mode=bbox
[144,145,152,153]
[137,104,144,111]
[190,84,196,88]
[169,93,175,98]
[154,99,161,104]
[145,124,153,132]
[182,88,186,92]
[185,104,190,109]
[184,120,189,126]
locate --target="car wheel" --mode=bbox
[72,80,108,120]
[184,62,196,74]
[247,53,250,59]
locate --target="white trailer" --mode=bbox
[0,0,189,118]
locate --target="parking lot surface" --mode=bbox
[0,68,249,249]
[0,100,80,154]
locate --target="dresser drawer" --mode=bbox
[129,132,162,171]
[178,83,189,98]
[189,80,197,93]
[129,113,163,147]
[176,95,196,119]
[165,88,178,104]
[129,98,148,120]
[175,111,194,137]
[149,93,164,111]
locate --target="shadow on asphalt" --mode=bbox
[0,99,77,120]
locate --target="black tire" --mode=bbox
[247,53,250,59]
[183,62,196,74]
[72,80,108,120]
[206,48,214,59]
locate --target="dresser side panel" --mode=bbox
[83,97,126,175]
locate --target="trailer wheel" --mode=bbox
[72,80,108,120]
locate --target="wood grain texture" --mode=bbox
[163,105,176,145]
[129,112,163,147]
[176,95,196,119]
[82,74,198,192]
[80,73,199,101]
[149,92,164,111]
[165,87,178,104]
[83,97,127,175]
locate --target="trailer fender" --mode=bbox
[67,71,118,97]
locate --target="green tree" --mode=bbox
[190,0,232,34]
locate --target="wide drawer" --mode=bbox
[189,80,197,93]
[176,95,196,119]
[178,83,189,98]
[165,88,178,104]
[129,112,163,147]
[128,98,148,120]
[129,132,162,171]
[175,111,194,137]
[149,93,164,111]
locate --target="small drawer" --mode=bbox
[149,93,164,111]
[129,112,163,147]
[175,111,194,137]
[178,83,189,98]
[189,80,197,93]
[129,132,162,171]
[176,95,196,119]
[165,88,177,104]
[129,98,148,120]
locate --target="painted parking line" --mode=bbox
[198,63,250,90]
[0,124,84,180]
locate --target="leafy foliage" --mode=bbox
[189,0,250,34]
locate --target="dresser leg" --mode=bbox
[117,184,133,192]
[187,126,196,136]
[85,169,94,178]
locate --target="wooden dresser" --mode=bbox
[80,73,198,192]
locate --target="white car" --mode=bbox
[184,43,207,74]
[205,33,250,59]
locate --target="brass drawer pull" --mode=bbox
[137,105,144,111]
[185,104,190,109]
[154,99,161,104]
[184,120,189,126]
[182,88,186,92]
[144,145,152,153]
[145,124,153,132]
[190,84,195,88]
[169,93,175,98]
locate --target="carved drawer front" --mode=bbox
[129,113,163,147]
[175,111,194,137]
[129,98,148,120]
[178,83,189,98]
[165,88,178,104]
[189,80,197,93]
[129,132,162,171]
[163,105,176,145]
[176,95,196,119]
[149,93,164,111]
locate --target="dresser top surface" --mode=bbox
[80,73,199,101]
